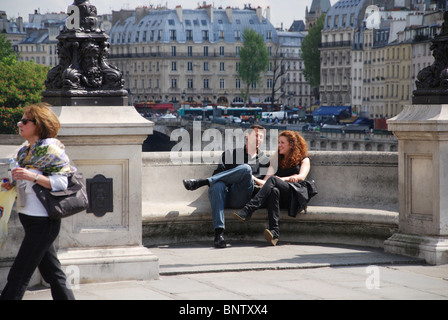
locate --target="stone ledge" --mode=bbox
[142,204,398,248]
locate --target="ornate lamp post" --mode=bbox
[42,0,128,106]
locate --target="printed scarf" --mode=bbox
[17,138,73,176]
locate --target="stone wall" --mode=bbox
[141,151,399,247]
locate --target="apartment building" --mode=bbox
[107,5,280,107]
[277,31,314,111]
[321,0,443,122]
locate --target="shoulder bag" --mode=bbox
[32,172,89,220]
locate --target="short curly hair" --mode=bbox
[23,103,61,139]
[277,130,309,169]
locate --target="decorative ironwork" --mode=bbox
[42,0,128,106]
[86,174,114,217]
[414,11,448,104]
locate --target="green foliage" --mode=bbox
[0,36,49,134]
[238,28,270,105]
[0,57,49,109]
[302,14,325,88]
[0,107,22,134]
[0,34,16,61]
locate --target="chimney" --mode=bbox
[226,6,232,23]
[176,5,183,23]
[266,7,270,22]
[205,5,213,23]
[17,16,24,33]
[256,6,263,23]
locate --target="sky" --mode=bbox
[1,0,338,29]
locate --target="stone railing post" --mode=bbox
[385,13,448,265]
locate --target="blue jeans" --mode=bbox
[208,164,254,229]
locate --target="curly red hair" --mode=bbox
[277,131,309,169]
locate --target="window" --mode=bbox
[170,30,176,41]
[204,62,209,71]
[220,46,225,56]
[186,30,193,41]
[171,46,176,56]
[187,62,193,71]
[204,79,209,88]
[171,78,177,88]
[220,62,225,71]
[202,30,209,41]
[187,46,193,57]
[220,79,225,89]
[188,79,194,89]
[204,46,209,56]
[235,31,241,40]
[236,79,241,89]
[172,61,177,71]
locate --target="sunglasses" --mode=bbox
[18,118,37,125]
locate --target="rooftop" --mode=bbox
[110,6,278,45]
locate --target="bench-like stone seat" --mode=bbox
[142,151,399,248]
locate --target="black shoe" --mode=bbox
[233,209,252,222]
[264,229,279,246]
[183,179,208,191]
[214,229,226,248]
[183,179,199,191]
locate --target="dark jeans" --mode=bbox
[244,176,291,234]
[0,214,75,300]
[208,164,254,229]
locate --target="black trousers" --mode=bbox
[0,214,75,300]
[244,176,291,234]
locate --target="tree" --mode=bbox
[238,28,270,107]
[302,14,325,88]
[0,56,49,108]
[0,34,15,60]
[0,36,49,134]
[269,45,287,111]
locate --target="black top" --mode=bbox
[275,157,309,178]
[213,146,270,179]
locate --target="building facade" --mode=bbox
[278,31,313,111]
[320,0,443,123]
[108,5,281,108]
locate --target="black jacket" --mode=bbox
[212,146,270,179]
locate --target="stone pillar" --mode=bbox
[38,1,159,282]
[385,105,448,265]
[385,11,448,265]
[51,106,158,282]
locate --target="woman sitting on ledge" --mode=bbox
[234,130,312,246]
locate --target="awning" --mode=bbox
[312,106,351,116]
[150,104,175,111]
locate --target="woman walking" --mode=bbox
[234,130,312,246]
[1,103,75,300]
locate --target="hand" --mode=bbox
[11,167,34,182]
[287,175,303,183]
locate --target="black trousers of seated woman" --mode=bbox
[243,176,291,235]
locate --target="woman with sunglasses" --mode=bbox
[234,130,311,246]
[0,103,75,300]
